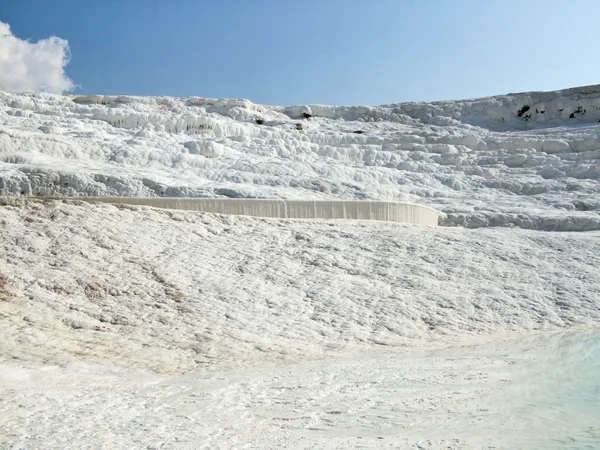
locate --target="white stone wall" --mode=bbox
[45,197,440,226]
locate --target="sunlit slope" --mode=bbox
[1,201,599,373]
[1,85,599,230]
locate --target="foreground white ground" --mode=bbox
[1,85,599,448]
[2,331,599,449]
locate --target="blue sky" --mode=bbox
[1,0,599,105]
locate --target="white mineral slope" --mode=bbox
[1,200,600,449]
[1,85,600,449]
[1,85,599,230]
[1,200,599,374]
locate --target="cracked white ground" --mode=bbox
[1,85,599,449]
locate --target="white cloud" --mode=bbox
[0,21,74,94]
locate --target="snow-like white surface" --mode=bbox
[1,200,599,373]
[1,85,599,449]
[1,86,599,230]
[2,332,599,449]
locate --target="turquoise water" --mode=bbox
[505,331,600,450]
[538,332,600,450]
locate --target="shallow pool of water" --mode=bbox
[493,331,600,449]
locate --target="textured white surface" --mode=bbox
[1,86,599,230]
[1,84,600,449]
[1,200,598,374]
[2,332,599,449]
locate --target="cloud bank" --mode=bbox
[0,21,74,94]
